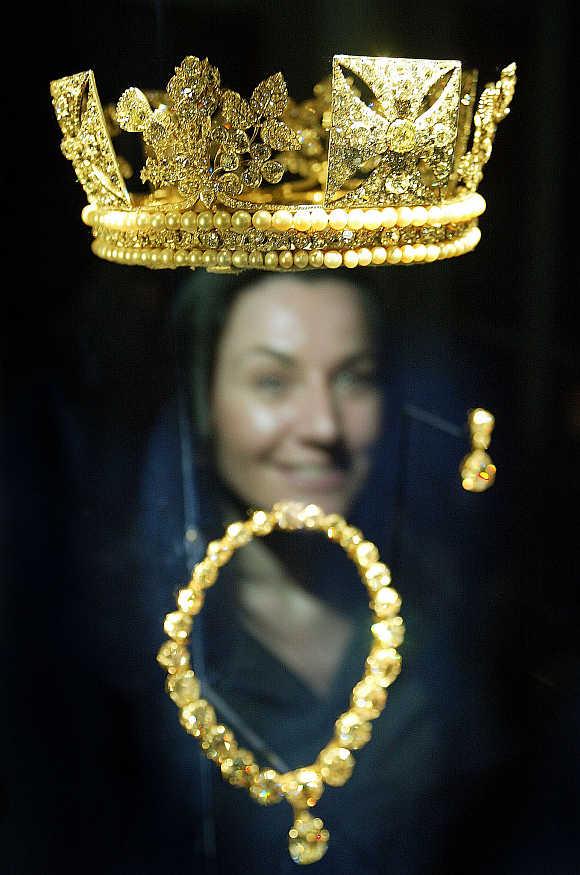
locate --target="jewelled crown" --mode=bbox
[50,54,516,272]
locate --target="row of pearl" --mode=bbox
[92,227,481,269]
[83,193,485,235]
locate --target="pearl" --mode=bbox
[232,250,249,268]
[293,211,312,232]
[293,250,309,269]
[264,252,279,269]
[174,250,188,266]
[363,209,382,230]
[329,209,348,230]
[213,210,231,230]
[81,204,96,225]
[248,251,264,268]
[231,210,252,233]
[401,244,415,263]
[203,250,217,267]
[161,248,175,266]
[217,250,232,267]
[396,207,413,227]
[181,212,197,230]
[189,249,203,267]
[413,244,427,261]
[197,211,214,230]
[137,212,150,228]
[165,213,180,229]
[252,210,272,231]
[473,194,486,216]
[347,209,364,231]
[381,207,398,229]
[387,246,402,264]
[323,251,342,269]
[425,244,440,262]
[427,205,443,225]
[411,206,428,227]
[271,210,293,232]
[371,246,387,265]
[140,250,150,264]
[448,202,463,223]
[356,248,372,266]
[150,213,164,230]
[343,250,359,269]
[308,250,324,268]
[279,251,294,269]
[310,208,328,231]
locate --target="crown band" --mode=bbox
[50,56,515,272]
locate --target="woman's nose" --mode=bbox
[295,378,340,445]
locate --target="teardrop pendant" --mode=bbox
[288,810,330,865]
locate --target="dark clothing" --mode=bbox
[4,326,515,874]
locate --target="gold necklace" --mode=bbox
[157,501,405,865]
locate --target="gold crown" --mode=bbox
[50,55,516,273]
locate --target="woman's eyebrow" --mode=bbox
[236,347,377,368]
[236,346,296,366]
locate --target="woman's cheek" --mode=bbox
[343,396,382,449]
[228,394,290,458]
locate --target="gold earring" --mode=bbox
[460,408,496,492]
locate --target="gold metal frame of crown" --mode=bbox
[50,55,516,273]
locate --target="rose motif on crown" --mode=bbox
[116,58,300,207]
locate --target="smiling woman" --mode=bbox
[210,276,382,516]
[178,273,387,702]
[160,270,487,873]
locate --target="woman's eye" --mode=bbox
[252,374,289,394]
[335,369,377,390]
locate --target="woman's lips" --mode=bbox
[274,464,347,491]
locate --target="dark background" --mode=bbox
[3,1,578,872]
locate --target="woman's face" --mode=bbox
[211,277,382,516]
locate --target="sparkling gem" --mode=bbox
[156,640,189,672]
[338,525,364,554]
[371,617,405,647]
[221,749,259,787]
[386,119,417,153]
[251,510,274,535]
[317,745,354,787]
[163,610,192,641]
[166,669,200,706]
[372,586,402,619]
[281,768,324,807]
[177,586,205,615]
[180,699,215,737]
[191,558,218,589]
[288,812,329,865]
[460,450,497,492]
[200,724,236,762]
[334,710,372,750]
[364,562,392,593]
[354,540,380,567]
[273,501,307,530]
[206,539,232,566]
[366,646,402,687]
[351,677,387,719]
[225,521,252,547]
[250,769,283,805]
[250,143,271,162]
[219,149,240,171]
[242,163,262,188]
